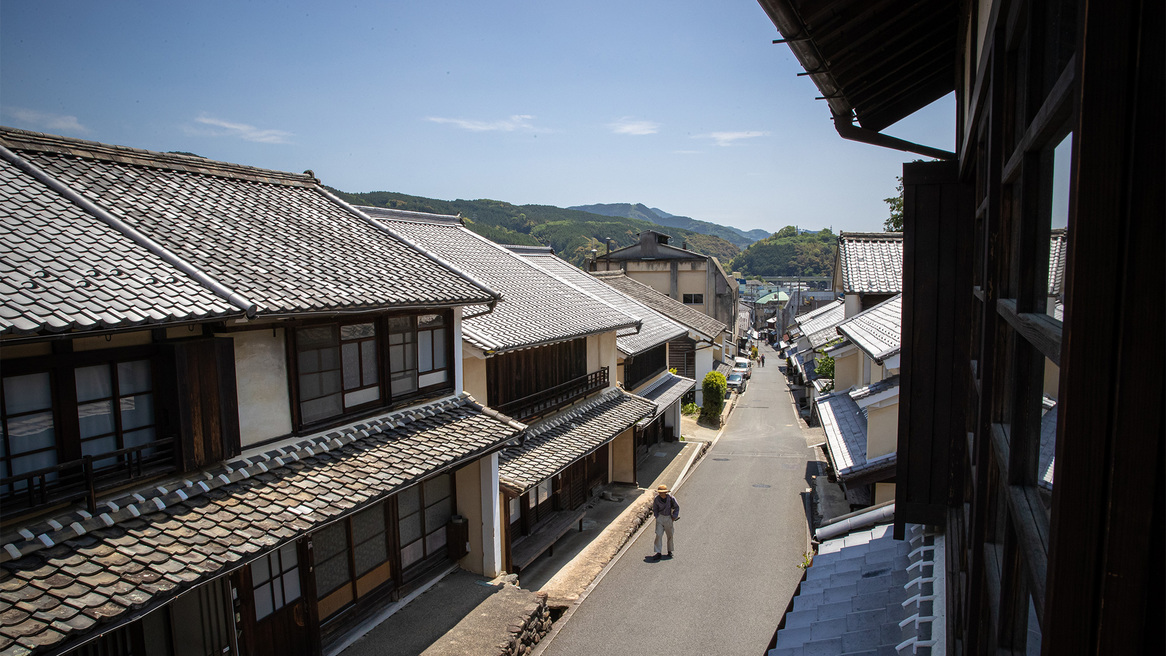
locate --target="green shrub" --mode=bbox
[700,371,727,422]
[681,402,700,415]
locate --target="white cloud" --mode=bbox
[425,114,550,133]
[185,114,294,144]
[3,107,88,134]
[608,118,660,136]
[698,131,770,147]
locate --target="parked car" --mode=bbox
[727,372,747,394]
[733,356,752,379]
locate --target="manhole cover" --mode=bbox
[753,483,772,488]
[713,457,730,461]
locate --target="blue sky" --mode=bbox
[1,0,958,234]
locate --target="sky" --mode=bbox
[1,0,961,235]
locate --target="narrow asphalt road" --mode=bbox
[543,346,815,656]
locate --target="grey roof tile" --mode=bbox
[0,128,497,332]
[1040,397,1057,490]
[0,158,239,335]
[362,207,640,353]
[513,250,688,356]
[0,394,521,654]
[849,376,901,405]
[591,271,726,340]
[498,389,655,495]
[795,300,846,349]
[1049,228,1067,297]
[815,391,870,476]
[632,373,696,428]
[837,294,902,363]
[837,233,903,294]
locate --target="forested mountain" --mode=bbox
[728,226,836,277]
[331,190,740,268]
[569,203,770,248]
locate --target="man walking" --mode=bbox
[651,484,680,560]
[760,354,766,367]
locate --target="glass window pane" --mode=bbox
[361,342,378,387]
[6,411,56,453]
[426,528,447,555]
[342,343,360,390]
[298,326,336,349]
[314,554,350,597]
[3,373,52,413]
[271,577,284,610]
[425,498,452,532]
[314,523,348,560]
[388,316,413,333]
[424,475,450,504]
[283,571,301,604]
[279,543,298,572]
[77,400,115,439]
[253,583,273,620]
[354,534,388,577]
[10,451,58,479]
[397,486,420,516]
[344,387,379,408]
[391,374,417,397]
[81,435,117,459]
[400,540,424,568]
[319,346,339,371]
[352,505,386,543]
[301,394,342,424]
[398,512,422,546]
[251,554,271,586]
[117,360,152,395]
[300,372,323,400]
[419,331,433,372]
[75,365,112,402]
[432,329,446,370]
[123,428,155,452]
[341,323,375,340]
[509,496,521,523]
[320,370,342,396]
[298,349,320,375]
[120,393,154,430]
[418,314,443,328]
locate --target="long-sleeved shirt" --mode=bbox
[652,494,680,520]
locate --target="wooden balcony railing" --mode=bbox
[495,367,609,421]
[1,437,177,519]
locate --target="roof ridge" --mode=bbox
[0,394,476,563]
[839,231,903,240]
[357,204,463,225]
[0,126,318,186]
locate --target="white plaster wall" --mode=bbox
[231,329,293,447]
[694,346,714,405]
[835,351,861,390]
[463,354,488,405]
[844,294,862,318]
[599,331,619,391]
[874,482,896,505]
[866,402,899,460]
[1044,358,1059,400]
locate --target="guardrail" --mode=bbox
[495,367,609,421]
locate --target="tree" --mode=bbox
[700,371,727,424]
[776,225,798,239]
[884,176,904,232]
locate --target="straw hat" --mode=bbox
[656,484,669,494]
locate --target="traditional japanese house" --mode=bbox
[759,0,1162,652]
[590,271,727,405]
[358,208,656,576]
[833,233,904,318]
[508,246,695,462]
[0,128,526,656]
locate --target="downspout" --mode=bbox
[0,144,257,317]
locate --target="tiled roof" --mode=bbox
[815,391,894,479]
[513,250,687,356]
[591,272,726,340]
[0,128,497,328]
[498,389,655,495]
[837,232,903,294]
[632,373,696,428]
[0,157,239,335]
[770,521,941,656]
[837,294,902,364]
[362,207,640,353]
[0,394,522,655]
[795,300,846,349]
[1049,228,1067,297]
[849,375,900,405]
[1040,397,1057,490]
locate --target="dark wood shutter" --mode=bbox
[168,337,241,471]
[894,160,973,534]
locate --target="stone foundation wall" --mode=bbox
[497,591,552,655]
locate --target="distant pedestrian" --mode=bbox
[760,354,766,367]
[651,484,680,560]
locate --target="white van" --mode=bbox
[732,356,752,379]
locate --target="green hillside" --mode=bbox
[729,226,836,277]
[331,190,740,267]
[570,202,770,248]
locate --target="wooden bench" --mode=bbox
[511,508,587,575]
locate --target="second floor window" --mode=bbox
[683,293,704,304]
